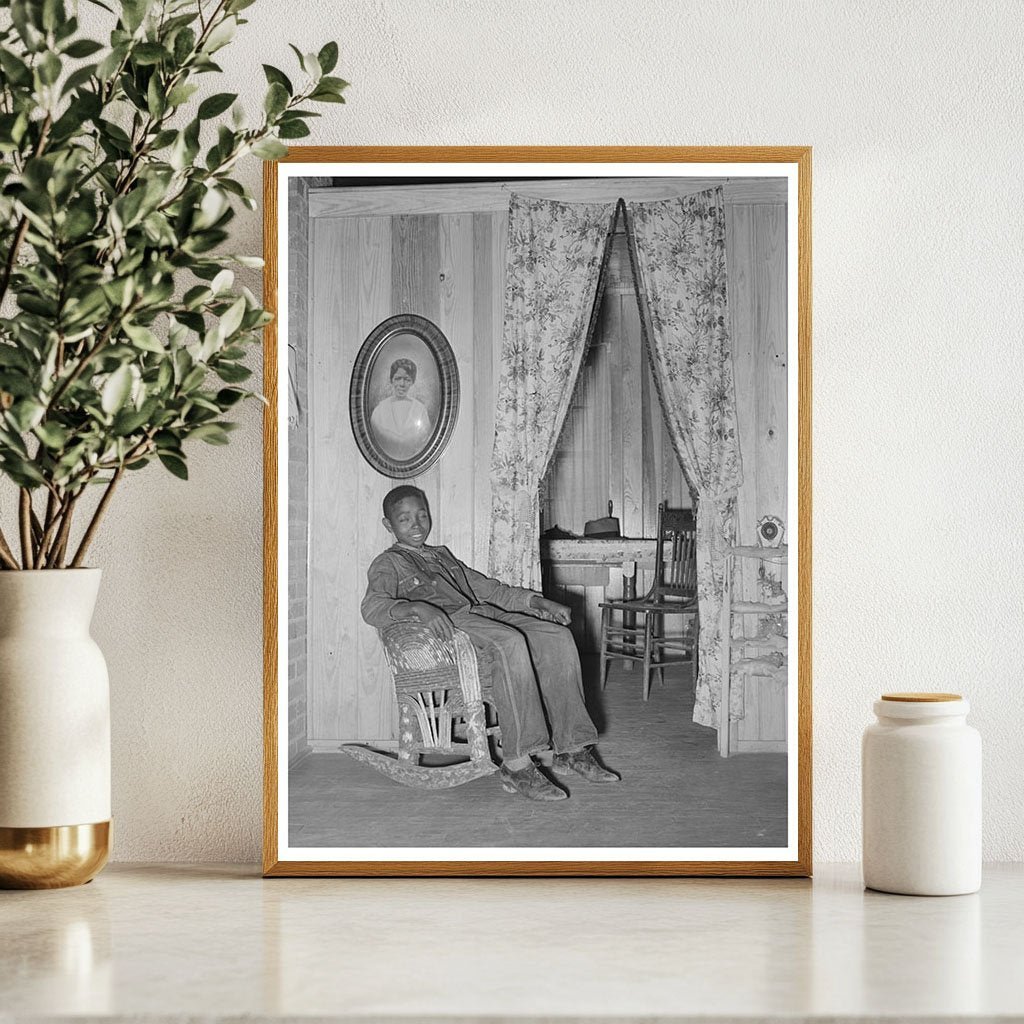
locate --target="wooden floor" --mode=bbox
[289,657,788,849]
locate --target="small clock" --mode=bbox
[756,515,785,548]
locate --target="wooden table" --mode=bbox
[540,537,658,652]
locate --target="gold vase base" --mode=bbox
[0,821,110,889]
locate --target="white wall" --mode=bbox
[83,0,1024,862]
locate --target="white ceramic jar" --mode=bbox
[862,692,981,896]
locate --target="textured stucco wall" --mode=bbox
[80,0,1024,862]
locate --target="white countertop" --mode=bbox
[2,862,1023,1021]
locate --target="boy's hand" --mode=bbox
[409,602,454,641]
[530,596,572,625]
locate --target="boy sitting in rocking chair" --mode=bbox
[361,485,619,801]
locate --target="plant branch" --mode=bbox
[0,525,19,570]
[70,465,124,568]
[18,489,34,569]
[45,492,78,569]
[36,488,68,566]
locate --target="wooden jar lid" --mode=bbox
[881,692,962,702]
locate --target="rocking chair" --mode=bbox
[341,620,500,788]
[598,502,698,700]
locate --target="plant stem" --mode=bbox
[45,493,78,569]
[18,489,34,569]
[70,466,124,568]
[0,526,19,570]
[36,488,67,566]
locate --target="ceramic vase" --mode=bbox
[0,569,111,888]
[862,692,982,896]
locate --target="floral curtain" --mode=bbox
[489,194,616,588]
[625,187,743,729]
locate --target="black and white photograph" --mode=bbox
[267,150,810,875]
[349,313,460,478]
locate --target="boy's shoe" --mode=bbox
[499,763,568,801]
[551,747,620,783]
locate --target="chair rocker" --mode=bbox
[598,502,699,701]
[341,620,500,789]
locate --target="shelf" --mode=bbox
[732,600,788,614]
[2,863,1023,1019]
[732,634,788,652]
[730,544,788,560]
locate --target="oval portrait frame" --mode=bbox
[349,313,460,479]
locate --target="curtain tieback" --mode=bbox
[696,487,738,504]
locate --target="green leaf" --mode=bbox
[210,268,234,294]
[9,400,46,432]
[166,82,199,107]
[158,452,188,479]
[183,284,212,309]
[63,38,104,58]
[172,26,196,64]
[112,405,152,436]
[101,365,133,415]
[203,16,236,53]
[251,138,287,160]
[42,0,66,33]
[277,120,310,140]
[198,91,237,119]
[181,365,206,391]
[150,128,177,149]
[96,44,128,81]
[1,457,46,488]
[309,87,346,104]
[38,51,63,86]
[0,347,29,370]
[61,63,98,96]
[214,362,251,384]
[132,42,168,66]
[319,75,349,92]
[10,2,44,52]
[121,0,152,33]
[34,421,70,449]
[189,422,230,445]
[317,41,339,75]
[145,75,162,118]
[300,51,321,81]
[262,64,292,94]
[123,321,164,353]
[0,50,33,87]
[218,296,246,340]
[264,82,288,117]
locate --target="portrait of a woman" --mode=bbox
[369,357,433,459]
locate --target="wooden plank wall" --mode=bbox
[727,203,789,749]
[309,212,507,743]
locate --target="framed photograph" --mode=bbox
[350,313,460,479]
[263,147,812,877]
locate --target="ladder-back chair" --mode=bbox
[598,502,698,700]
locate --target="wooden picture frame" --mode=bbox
[349,313,460,479]
[264,147,812,877]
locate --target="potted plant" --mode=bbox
[0,0,345,887]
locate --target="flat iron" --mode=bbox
[584,500,621,539]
